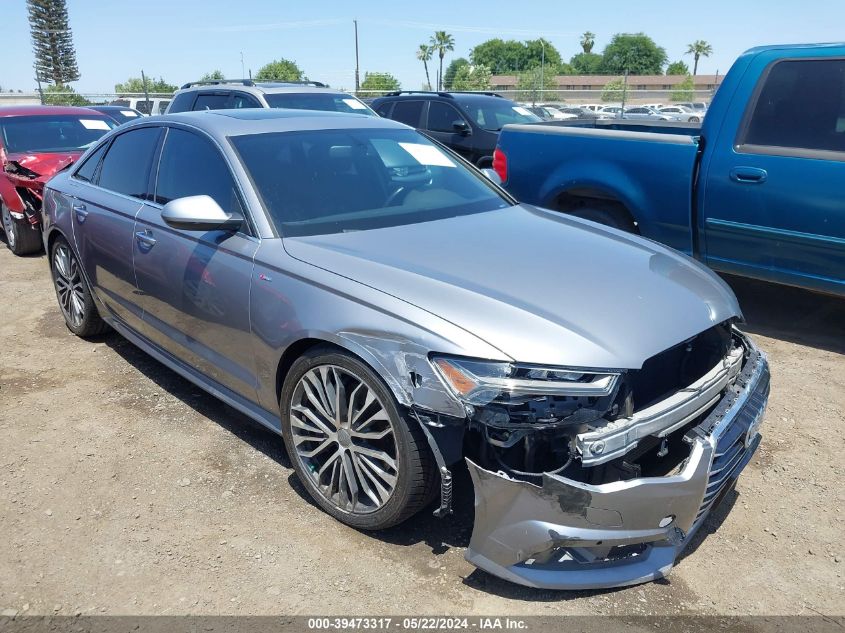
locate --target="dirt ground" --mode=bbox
[1,240,843,617]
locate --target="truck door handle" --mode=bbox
[72,202,88,222]
[135,230,157,251]
[730,167,768,183]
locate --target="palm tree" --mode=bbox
[416,44,433,90]
[685,40,713,76]
[430,31,455,91]
[580,31,596,54]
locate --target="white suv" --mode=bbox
[165,80,376,116]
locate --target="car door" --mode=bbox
[702,55,845,290]
[132,126,261,400]
[69,125,161,330]
[424,100,476,162]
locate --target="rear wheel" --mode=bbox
[570,205,636,232]
[690,116,701,123]
[50,237,109,337]
[280,348,436,530]
[1,202,42,256]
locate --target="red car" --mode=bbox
[0,105,116,255]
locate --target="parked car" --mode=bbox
[88,105,145,125]
[598,105,623,117]
[41,108,768,590]
[537,104,579,120]
[676,101,709,113]
[0,105,116,255]
[658,105,704,123]
[372,91,542,167]
[494,43,845,296]
[579,103,603,111]
[556,106,611,120]
[166,79,376,117]
[110,97,171,116]
[622,106,676,121]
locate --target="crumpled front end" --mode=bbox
[1,152,78,224]
[463,329,769,590]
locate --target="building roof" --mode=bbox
[490,74,723,87]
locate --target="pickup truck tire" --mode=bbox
[1,202,43,256]
[570,205,637,233]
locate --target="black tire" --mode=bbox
[50,236,110,338]
[690,116,701,123]
[570,205,637,232]
[280,347,437,530]
[1,201,43,256]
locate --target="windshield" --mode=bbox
[264,93,377,116]
[231,128,509,237]
[458,100,541,131]
[0,115,115,153]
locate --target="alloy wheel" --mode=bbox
[53,243,86,328]
[2,206,16,250]
[289,365,399,514]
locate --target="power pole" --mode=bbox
[35,76,44,105]
[621,68,629,116]
[240,51,245,79]
[140,69,150,114]
[353,19,360,94]
[540,39,545,102]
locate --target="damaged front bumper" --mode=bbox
[464,341,769,590]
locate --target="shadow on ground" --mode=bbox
[722,274,845,354]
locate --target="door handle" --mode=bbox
[135,229,157,251]
[730,167,768,184]
[72,202,88,222]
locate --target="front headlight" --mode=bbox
[430,355,619,406]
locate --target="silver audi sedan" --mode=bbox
[41,109,769,590]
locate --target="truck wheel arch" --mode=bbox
[552,188,640,234]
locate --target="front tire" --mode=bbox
[280,348,436,530]
[50,236,109,338]
[1,202,42,256]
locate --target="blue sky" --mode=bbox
[2,0,843,93]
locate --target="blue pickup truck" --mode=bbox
[494,43,845,296]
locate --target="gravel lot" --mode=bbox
[1,240,843,617]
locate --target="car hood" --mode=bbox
[283,205,742,369]
[3,151,81,190]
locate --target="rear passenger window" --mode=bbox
[167,92,196,114]
[154,128,242,215]
[193,93,230,111]
[375,102,392,117]
[741,59,845,154]
[390,100,424,127]
[74,142,108,183]
[98,127,160,198]
[231,93,260,108]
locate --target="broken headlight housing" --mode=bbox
[431,355,619,407]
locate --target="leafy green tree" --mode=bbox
[570,52,603,74]
[255,59,303,82]
[470,38,563,74]
[451,64,492,91]
[601,33,667,75]
[516,66,560,103]
[601,78,625,102]
[430,31,456,90]
[359,72,400,96]
[42,83,89,106]
[416,44,433,90]
[686,40,713,76]
[671,75,695,102]
[114,76,177,94]
[580,31,596,54]
[443,58,469,90]
[666,61,689,76]
[27,0,81,85]
[199,70,226,81]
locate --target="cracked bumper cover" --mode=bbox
[465,342,769,590]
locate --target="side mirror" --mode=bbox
[481,168,501,185]
[161,195,243,232]
[452,120,470,135]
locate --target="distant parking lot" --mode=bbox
[0,241,843,616]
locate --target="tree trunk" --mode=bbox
[423,61,431,90]
[693,54,699,76]
[439,52,445,91]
